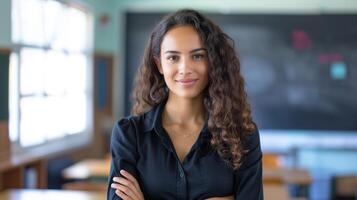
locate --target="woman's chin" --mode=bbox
[171,90,203,99]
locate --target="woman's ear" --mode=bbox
[154,56,163,74]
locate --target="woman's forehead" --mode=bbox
[160,25,204,53]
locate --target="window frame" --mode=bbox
[10,0,94,153]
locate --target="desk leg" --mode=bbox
[31,160,48,189]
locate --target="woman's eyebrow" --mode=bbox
[164,50,180,54]
[164,48,206,54]
[189,48,206,53]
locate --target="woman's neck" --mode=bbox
[163,93,205,125]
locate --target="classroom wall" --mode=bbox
[0,0,11,48]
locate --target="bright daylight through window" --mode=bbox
[10,0,93,147]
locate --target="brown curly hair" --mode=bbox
[131,9,256,170]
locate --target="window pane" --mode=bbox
[44,50,68,95]
[51,7,87,51]
[49,13,66,50]
[18,0,45,45]
[20,97,46,147]
[20,48,45,95]
[43,96,66,140]
[43,0,64,46]
[63,94,87,134]
[66,7,87,51]
[9,53,19,142]
[66,54,87,92]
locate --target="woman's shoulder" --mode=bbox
[116,115,141,126]
[239,122,262,170]
[241,122,260,149]
[113,107,158,134]
[114,115,143,133]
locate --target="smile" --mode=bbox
[176,79,198,87]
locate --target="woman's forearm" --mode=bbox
[205,195,234,200]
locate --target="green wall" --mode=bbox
[0,0,11,48]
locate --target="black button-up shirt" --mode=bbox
[107,103,263,200]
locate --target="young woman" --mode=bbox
[108,9,263,200]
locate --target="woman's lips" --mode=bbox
[176,79,198,87]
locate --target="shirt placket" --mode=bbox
[154,112,208,200]
[176,160,187,200]
[154,126,188,199]
[175,136,203,200]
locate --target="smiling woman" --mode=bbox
[108,9,262,200]
[156,25,209,100]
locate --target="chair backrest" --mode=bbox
[331,175,357,200]
[263,153,284,186]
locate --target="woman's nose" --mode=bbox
[178,58,193,75]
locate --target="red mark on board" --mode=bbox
[318,53,344,64]
[292,30,312,50]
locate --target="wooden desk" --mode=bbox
[0,135,93,190]
[62,158,110,180]
[263,168,312,186]
[0,189,105,200]
[264,184,290,200]
[264,168,311,199]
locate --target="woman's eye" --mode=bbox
[167,55,179,62]
[192,54,205,61]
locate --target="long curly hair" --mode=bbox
[131,9,256,170]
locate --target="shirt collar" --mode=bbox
[142,102,165,133]
[142,101,209,135]
[142,101,212,154]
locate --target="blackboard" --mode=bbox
[0,49,10,121]
[124,12,357,131]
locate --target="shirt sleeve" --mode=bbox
[107,118,139,200]
[234,128,263,200]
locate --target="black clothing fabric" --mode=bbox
[107,103,263,200]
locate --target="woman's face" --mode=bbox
[157,25,209,99]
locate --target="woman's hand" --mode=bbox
[206,195,234,200]
[111,170,144,200]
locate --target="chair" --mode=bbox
[331,175,357,200]
[263,153,281,169]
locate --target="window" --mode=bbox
[10,0,93,147]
